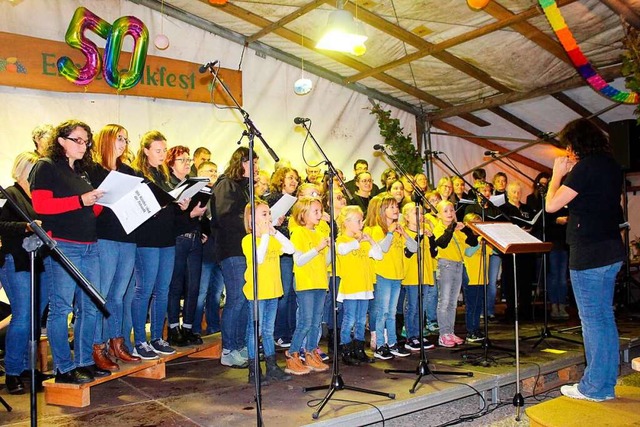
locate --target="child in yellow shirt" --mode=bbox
[242,199,294,384]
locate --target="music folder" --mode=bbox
[467,222,552,255]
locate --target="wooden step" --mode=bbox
[43,337,221,407]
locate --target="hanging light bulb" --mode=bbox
[316,1,367,54]
[467,0,491,10]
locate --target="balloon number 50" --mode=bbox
[57,7,149,91]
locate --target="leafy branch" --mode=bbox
[621,22,640,123]
[370,103,424,174]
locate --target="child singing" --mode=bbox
[433,200,478,347]
[400,203,437,351]
[336,206,382,365]
[287,196,331,374]
[242,199,294,384]
[461,213,489,343]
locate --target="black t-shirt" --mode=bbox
[29,158,97,242]
[563,154,625,270]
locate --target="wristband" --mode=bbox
[79,195,85,207]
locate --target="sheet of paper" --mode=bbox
[270,193,297,225]
[96,170,144,207]
[511,209,543,226]
[489,194,505,207]
[169,179,209,203]
[108,184,161,234]
[475,223,542,249]
[0,198,6,208]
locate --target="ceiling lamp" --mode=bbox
[316,1,367,56]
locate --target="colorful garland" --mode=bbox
[539,0,639,103]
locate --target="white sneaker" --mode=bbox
[221,349,248,368]
[560,384,607,402]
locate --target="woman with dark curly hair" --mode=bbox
[546,118,625,402]
[29,120,106,384]
[211,147,259,368]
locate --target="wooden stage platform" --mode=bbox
[2,310,640,426]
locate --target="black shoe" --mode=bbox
[374,344,394,360]
[389,343,411,357]
[182,327,203,346]
[78,364,110,378]
[5,375,26,395]
[55,368,94,384]
[168,326,188,347]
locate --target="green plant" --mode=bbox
[370,103,424,174]
[621,22,640,123]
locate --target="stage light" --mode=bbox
[316,1,367,55]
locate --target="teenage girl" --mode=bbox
[242,199,293,384]
[287,196,331,374]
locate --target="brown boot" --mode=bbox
[109,337,141,363]
[93,343,119,371]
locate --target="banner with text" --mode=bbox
[0,31,242,105]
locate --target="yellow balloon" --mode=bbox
[467,0,490,10]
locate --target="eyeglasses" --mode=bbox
[175,158,192,164]
[65,136,92,148]
[117,135,130,144]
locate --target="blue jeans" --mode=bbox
[220,256,248,351]
[463,284,484,334]
[290,289,325,352]
[368,283,378,332]
[548,248,569,304]
[96,239,136,343]
[168,234,203,327]
[194,259,224,334]
[0,255,48,375]
[46,241,100,373]
[425,284,438,324]
[132,246,175,344]
[403,285,428,339]
[436,259,464,336]
[274,255,296,342]
[374,275,402,348]
[571,262,622,400]
[487,254,501,316]
[246,298,277,359]
[340,299,369,345]
[396,286,406,314]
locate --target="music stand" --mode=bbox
[467,222,551,421]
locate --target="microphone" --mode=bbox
[294,117,310,124]
[539,131,555,141]
[373,144,385,151]
[424,150,443,155]
[484,150,499,156]
[198,60,219,73]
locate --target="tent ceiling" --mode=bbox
[131,0,639,171]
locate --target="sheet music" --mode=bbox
[0,198,6,208]
[270,193,297,225]
[511,209,543,226]
[475,223,542,249]
[97,170,162,234]
[169,178,209,203]
[490,194,505,207]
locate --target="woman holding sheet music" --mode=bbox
[88,124,141,372]
[546,118,625,402]
[29,120,106,384]
[130,131,179,360]
[165,146,208,348]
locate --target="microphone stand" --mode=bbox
[299,122,395,420]
[202,61,279,427]
[427,153,514,366]
[376,148,472,390]
[0,185,108,426]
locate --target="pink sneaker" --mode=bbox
[451,334,464,345]
[438,334,456,348]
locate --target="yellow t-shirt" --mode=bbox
[402,229,435,286]
[336,234,375,300]
[291,225,329,291]
[242,234,284,300]
[464,243,493,286]
[433,220,468,263]
[366,225,405,280]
